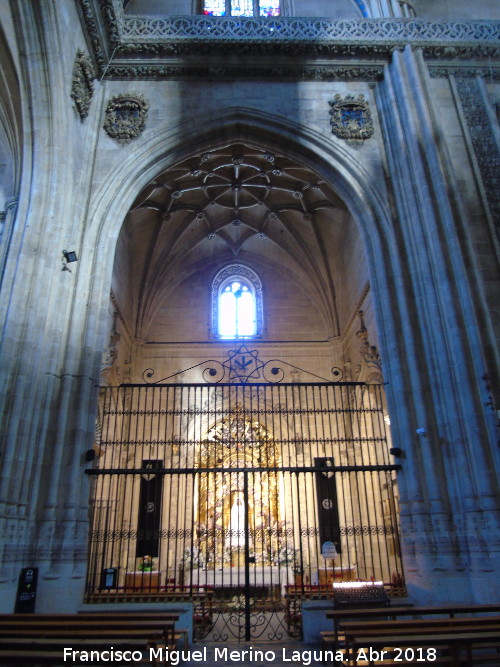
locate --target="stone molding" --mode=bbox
[455,77,500,237]
[430,66,500,80]
[76,1,499,80]
[116,18,499,68]
[121,16,499,45]
[107,63,387,81]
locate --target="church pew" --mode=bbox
[343,629,500,667]
[0,634,170,666]
[340,615,500,634]
[0,614,180,664]
[0,624,177,642]
[0,613,179,642]
[324,603,500,645]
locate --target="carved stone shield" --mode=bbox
[103,94,149,142]
[329,94,374,142]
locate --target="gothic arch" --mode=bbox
[79,109,416,527]
[83,105,402,391]
[65,104,455,606]
[87,106,395,289]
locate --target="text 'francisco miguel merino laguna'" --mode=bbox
[63,646,351,665]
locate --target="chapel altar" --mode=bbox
[187,566,294,596]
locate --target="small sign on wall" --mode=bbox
[14,567,38,613]
[321,541,338,560]
[101,567,118,589]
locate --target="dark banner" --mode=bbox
[315,457,341,553]
[14,567,38,613]
[136,460,163,558]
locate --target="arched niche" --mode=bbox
[86,107,396,377]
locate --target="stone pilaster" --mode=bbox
[375,46,500,602]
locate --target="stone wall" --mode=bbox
[0,0,498,611]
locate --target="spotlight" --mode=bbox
[62,250,78,263]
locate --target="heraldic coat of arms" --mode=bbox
[329,94,374,142]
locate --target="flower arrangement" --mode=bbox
[229,595,254,611]
[180,545,205,569]
[138,555,153,571]
[277,546,304,574]
[277,544,295,564]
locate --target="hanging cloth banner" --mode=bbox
[315,457,341,554]
[136,459,163,558]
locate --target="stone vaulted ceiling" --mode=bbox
[117,143,349,340]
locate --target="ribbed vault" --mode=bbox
[115,142,355,342]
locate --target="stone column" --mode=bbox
[0,197,19,290]
[368,0,409,18]
[0,0,106,611]
[374,46,500,602]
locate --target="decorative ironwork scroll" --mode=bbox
[142,343,345,384]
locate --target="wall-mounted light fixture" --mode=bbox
[62,250,78,263]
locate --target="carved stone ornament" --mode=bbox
[355,310,383,383]
[70,50,95,120]
[329,94,374,142]
[103,94,149,142]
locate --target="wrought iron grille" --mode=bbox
[86,381,404,640]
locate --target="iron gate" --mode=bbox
[86,380,404,640]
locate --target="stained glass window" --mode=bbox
[203,0,226,15]
[212,265,263,339]
[219,281,256,338]
[259,1,280,16]
[204,1,280,17]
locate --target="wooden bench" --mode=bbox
[329,613,500,666]
[344,630,500,667]
[0,613,181,665]
[0,635,168,665]
[0,615,178,644]
[324,603,500,645]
